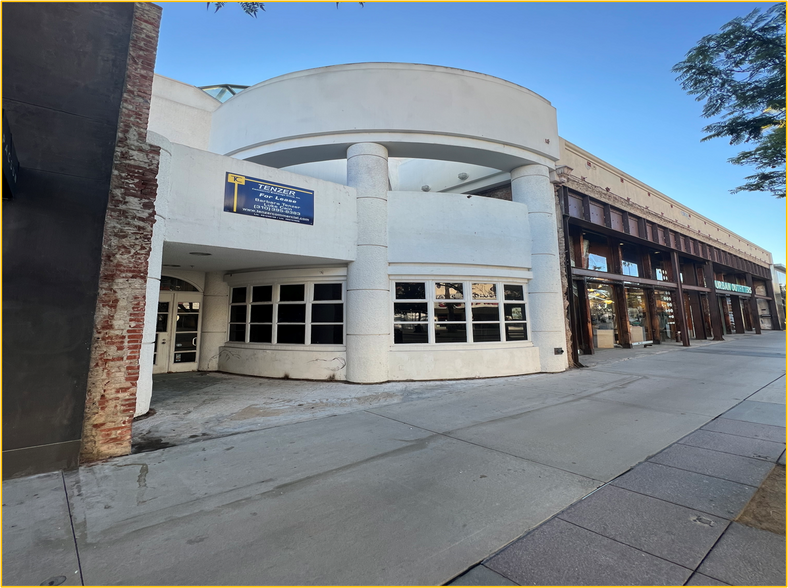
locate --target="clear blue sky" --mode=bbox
[155,1,786,265]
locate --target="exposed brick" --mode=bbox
[81,3,162,463]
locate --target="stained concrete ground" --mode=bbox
[3,331,785,586]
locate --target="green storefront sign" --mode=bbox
[714,280,752,295]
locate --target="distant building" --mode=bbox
[3,39,782,478]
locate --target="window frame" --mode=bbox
[392,279,529,345]
[228,280,345,346]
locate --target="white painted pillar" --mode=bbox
[136,132,171,416]
[198,271,229,371]
[345,143,390,382]
[511,164,568,373]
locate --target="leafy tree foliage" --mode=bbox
[673,4,786,198]
[208,2,364,18]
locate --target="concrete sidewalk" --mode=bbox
[3,332,785,586]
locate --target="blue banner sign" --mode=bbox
[714,280,752,295]
[224,172,314,225]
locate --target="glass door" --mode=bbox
[626,287,653,344]
[654,291,676,342]
[588,283,618,348]
[153,290,202,373]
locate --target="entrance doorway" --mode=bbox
[153,277,203,374]
[588,283,618,348]
[625,287,653,345]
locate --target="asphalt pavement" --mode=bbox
[3,331,785,586]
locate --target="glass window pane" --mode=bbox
[277,324,305,344]
[278,304,306,323]
[473,323,501,342]
[231,287,246,304]
[434,303,466,322]
[156,313,168,333]
[314,283,342,301]
[435,323,467,343]
[157,301,170,312]
[312,303,343,323]
[587,253,608,272]
[178,302,200,312]
[505,303,526,321]
[394,303,428,322]
[174,333,197,351]
[229,324,246,342]
[395,282,426,300]
[160,276,198,292]
[505,323,527,341]
[279,284,305,302]
[471,303,499,321]
[249,324,272,343]
[504,285,524,300]
[252,285,272,303]
[435,282,464,299]
[472,283,497,300]
[311,324,343,344]
[394,324,428,344]
[250,304,273,323]
[176,313,199,332]
[230,305,247,323]
[173,351,197,363]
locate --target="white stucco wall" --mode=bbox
[149,75,219,151]
[209,63,559,170]
[165,144,357,263]
[388,191,531,269]
[389,343,540,380]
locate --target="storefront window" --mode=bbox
[393,280,527,344]
[583,234,610,272]
[621,244,640,277]
[228,282,344,345]
[588,283,617,348]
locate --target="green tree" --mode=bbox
[207,2,364,17]
[673,3,786,198]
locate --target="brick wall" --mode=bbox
[81,3,162,462]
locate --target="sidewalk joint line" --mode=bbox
[61,471,85,586]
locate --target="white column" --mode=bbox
[198,271,229,371]
[345,143,390,382]
[511,164,568,373]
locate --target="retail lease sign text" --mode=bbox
[224,172,314,225]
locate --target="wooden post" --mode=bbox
[671,250,690,346]
[688,291,707,339]
[703,261,725,340]
[615,284,633,348]
[563,211,581,366]
[578,279,594,354]
[764,278,782,330]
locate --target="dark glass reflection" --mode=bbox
[435,324,467,343]
[250,304,273,323]
[314,283,342,301]
[252,285,272,303]
[230,305,247,323]
[473,324,501,342]
[277,324,305,344]
[173,352,197,363]
[471,303,499,321]
[395,282,426,300]
[312,303,343,323]
[156,313,168,333]
[176,313,199,331]
[250,324,272,343]
[231,287,246,304]
[174,333,197,351]
[504,285,524,300]
[279,284,305,302]
[157,302,170,312]
[278,304,306,323]
[229,324,245,342]
[394,323,428,344]
[311,325,343,344]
